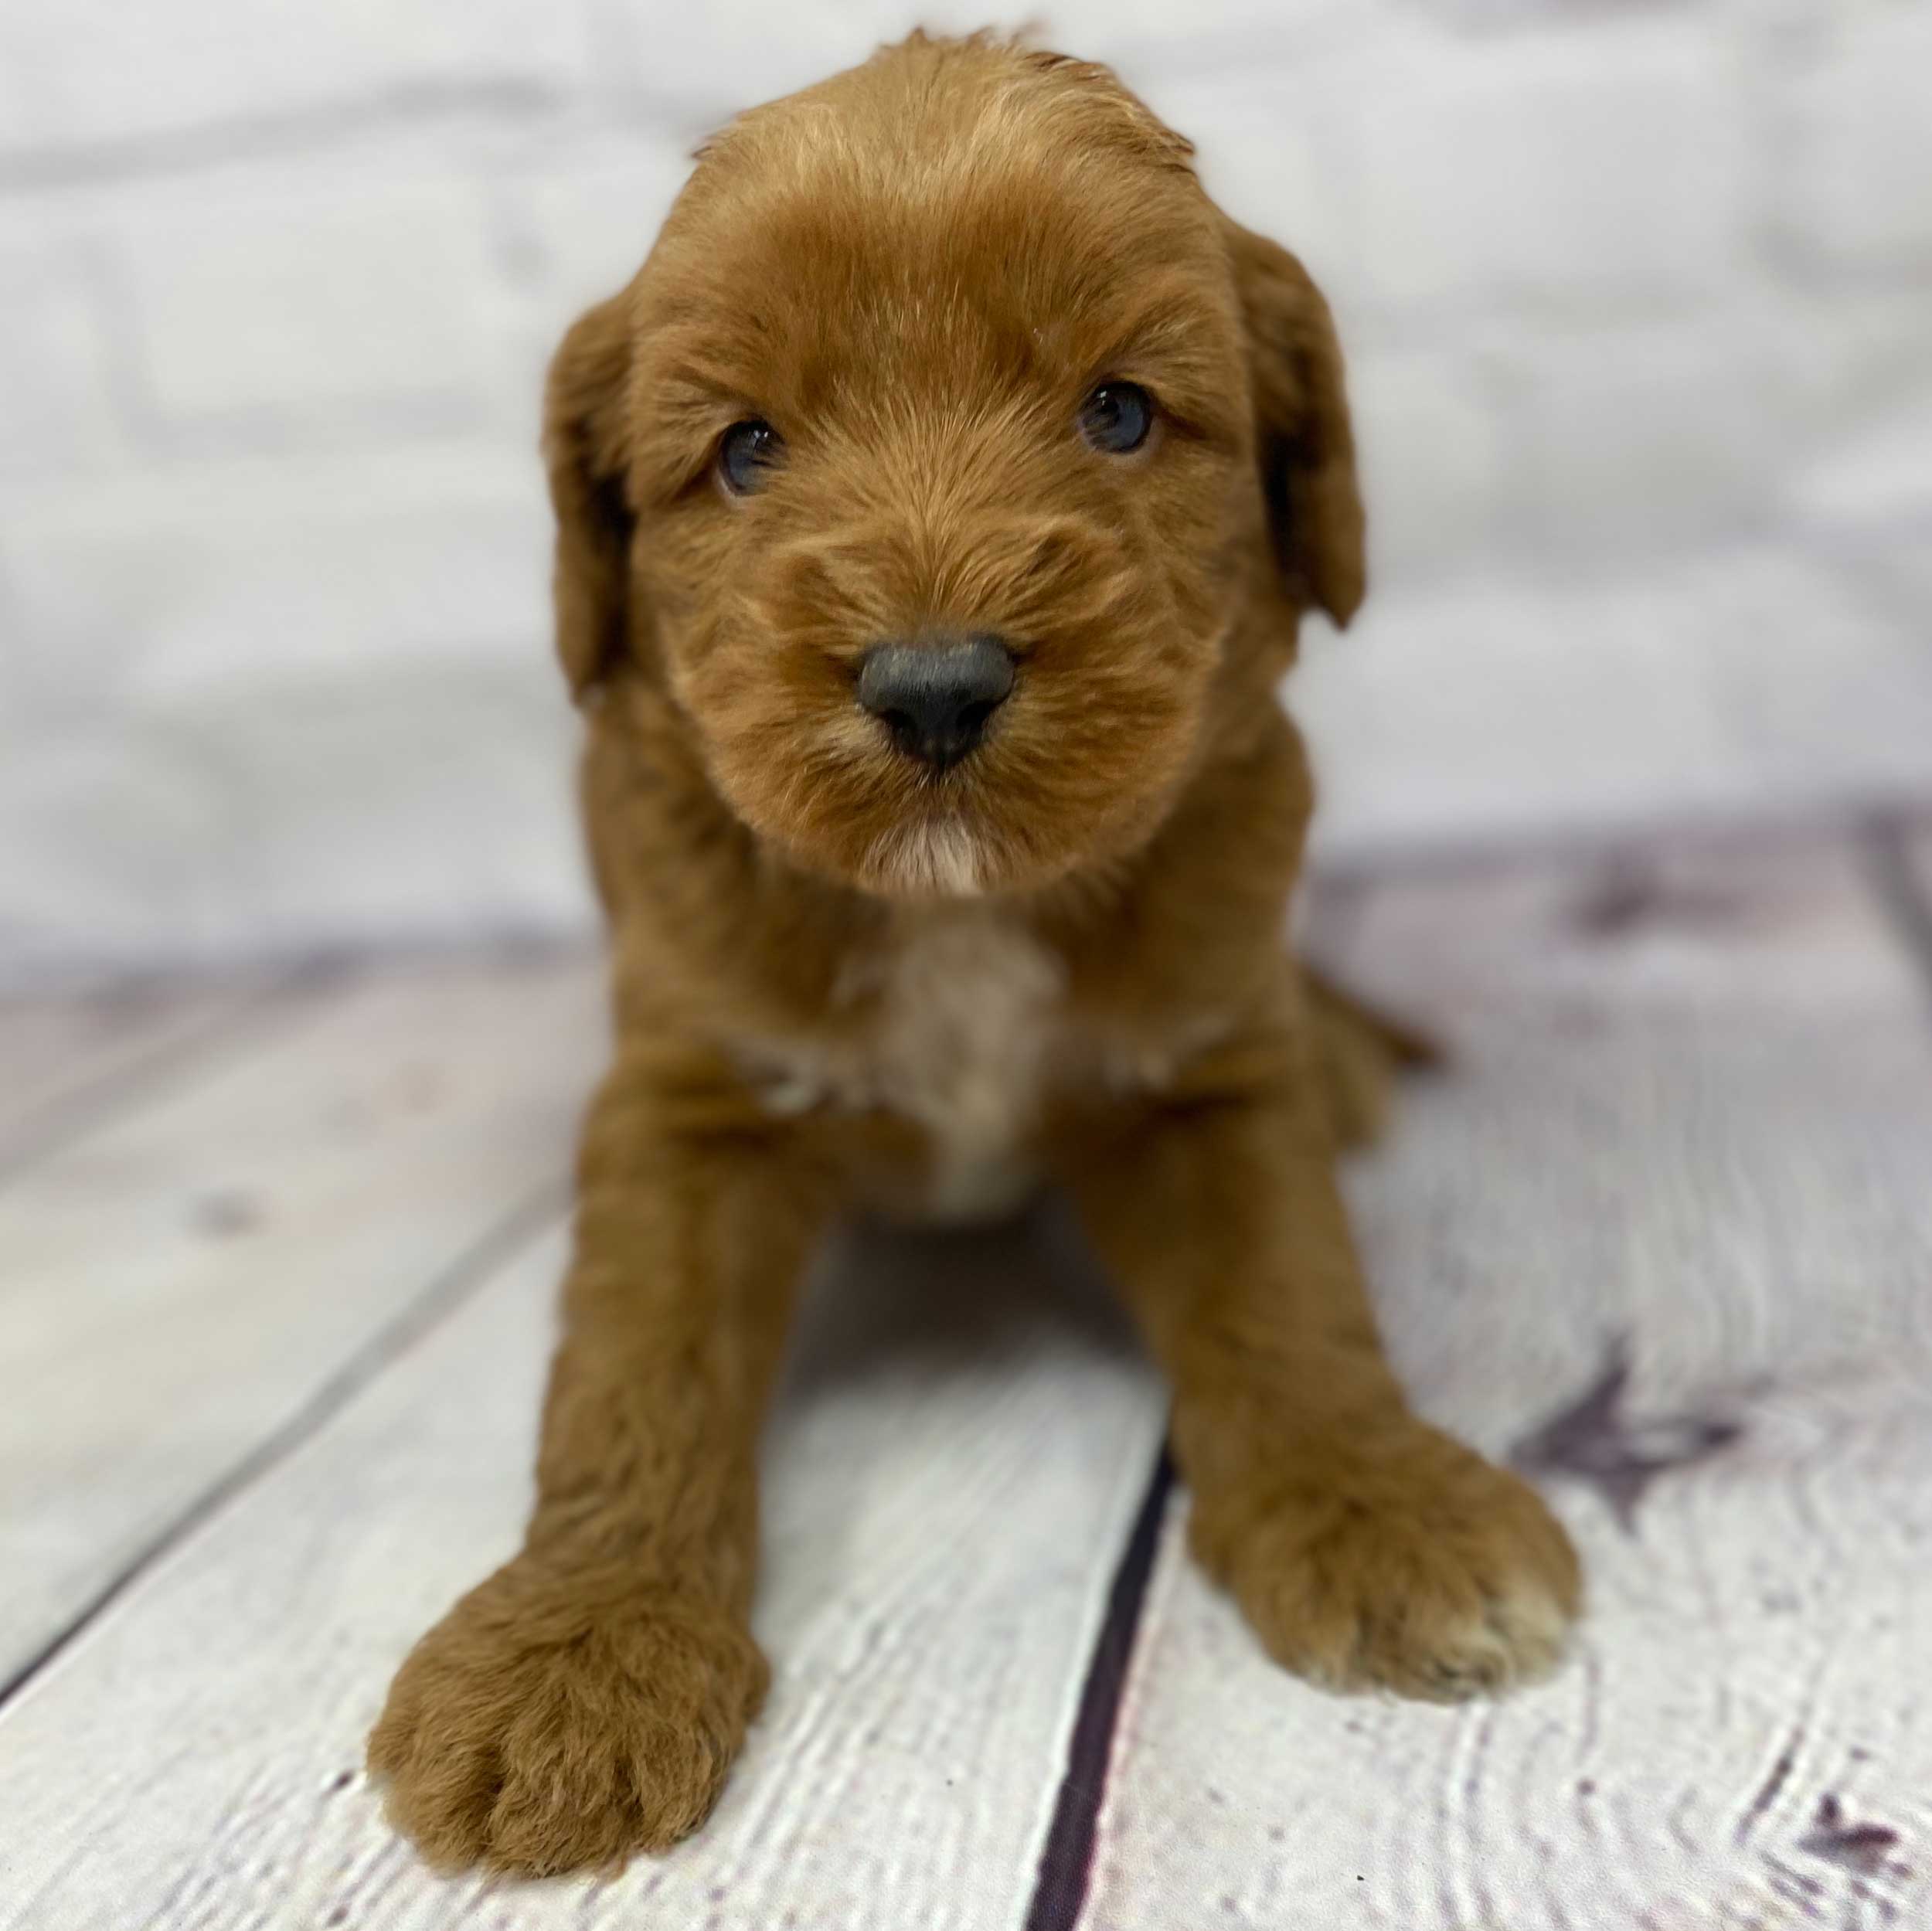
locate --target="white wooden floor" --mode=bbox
[4,818,1931,1931]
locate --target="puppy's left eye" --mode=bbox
[718,418,785,495]
[1077,382,1154,454]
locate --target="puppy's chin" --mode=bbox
[744,782,1110,906]
[815,791,1158,905]
[863,816,988,902]
[822,800,1060,905]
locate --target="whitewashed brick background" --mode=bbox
[1,0,1928,978]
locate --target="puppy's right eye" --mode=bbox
[718,418,784,496]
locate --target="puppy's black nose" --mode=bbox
[857,634,1015,770]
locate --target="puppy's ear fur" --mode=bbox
[1222,219,1366,628]
[543,290,639,700]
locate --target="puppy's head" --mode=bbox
[548,32,1362,901]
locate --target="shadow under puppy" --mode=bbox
[369,29,1580,1876]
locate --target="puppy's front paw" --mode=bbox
[367,1555,767,1875]
[1198,1422,1580,1702]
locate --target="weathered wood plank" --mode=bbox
[0,950,605,1688]
[1084,833,1932,1930]
[0,1208,1163,1931]
[0,970,281,1177]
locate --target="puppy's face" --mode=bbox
[549,37,1363,900]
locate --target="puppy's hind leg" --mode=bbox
[1300,964,1440,1152]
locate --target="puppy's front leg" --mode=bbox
[1063,1024,1580,1701]
[369,1056,834,1875]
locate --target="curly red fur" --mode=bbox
[369,31,1579,1875]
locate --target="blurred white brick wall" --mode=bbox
[2,0,1929,977]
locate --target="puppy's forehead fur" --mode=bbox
[634,36,1244,457]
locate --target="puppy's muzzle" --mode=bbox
[857,633,1015,772]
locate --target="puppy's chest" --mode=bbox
[742,916,1070,1221]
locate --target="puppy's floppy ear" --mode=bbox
[543,288,638,700]
[1222,218,1366,628]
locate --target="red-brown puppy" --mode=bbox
[369,30,1580,1875]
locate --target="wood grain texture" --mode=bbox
[0,950,605,1686]
[1083,832,1932,1930]
[0,969,281,1178]
[0,1208,1163,1931]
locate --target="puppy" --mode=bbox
[369,30,1580,1875]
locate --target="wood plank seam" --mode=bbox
[0,960,352,1188]
[0,1177,569,1712]
[1021,1445,1175,1931]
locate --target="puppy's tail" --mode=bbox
[1301,964,1442,1151]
